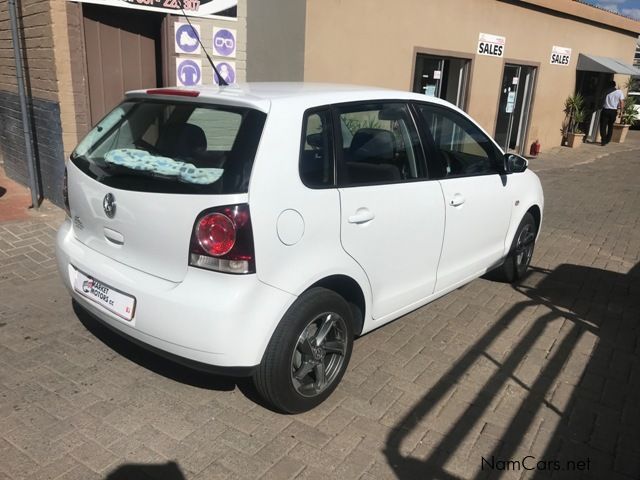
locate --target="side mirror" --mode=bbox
[504,153,528,173]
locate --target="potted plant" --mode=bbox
[563,93,586,148]
[611,95,637,143]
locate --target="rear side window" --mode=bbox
[71,100,266,194]
[300,110,334,188]
[336,103,425,186]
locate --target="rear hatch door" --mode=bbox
[67,94,266,282]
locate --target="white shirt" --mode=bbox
[604,89,624,109]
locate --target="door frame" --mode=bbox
[493,58,540,155]
[80,3,169,126]
[410,47,476,112]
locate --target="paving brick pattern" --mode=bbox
[0,204,65,288]
[1,136,639,479]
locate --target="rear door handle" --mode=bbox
[449,194,466,207]
[348,208,375,224]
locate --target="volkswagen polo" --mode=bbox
[56,83,543,413]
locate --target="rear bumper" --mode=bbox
[56,219,295,369]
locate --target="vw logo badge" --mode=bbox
[103,193,116,218]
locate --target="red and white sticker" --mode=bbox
[73,269,136,321]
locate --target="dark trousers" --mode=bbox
[600,108,617,145]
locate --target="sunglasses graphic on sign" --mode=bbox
[215,37,234,49]
[213,29,236,57]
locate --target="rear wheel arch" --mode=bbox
[305,275,366,336]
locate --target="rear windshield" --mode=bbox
[70,99,266,194]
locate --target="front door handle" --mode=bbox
[449,193,466,207]
[348,208,375,224]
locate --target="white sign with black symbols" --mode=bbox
[550,45,572,66]
[478,32,505,57]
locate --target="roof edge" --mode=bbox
[516,0,640,35]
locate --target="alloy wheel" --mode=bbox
[290,312,348,397]
[515,224,535,270]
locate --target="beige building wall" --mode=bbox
[304,0,639,150]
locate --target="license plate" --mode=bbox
[73,268,136,321]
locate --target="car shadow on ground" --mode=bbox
[72,301,270,408]
[103,460,186,480]
[384,262,640,479]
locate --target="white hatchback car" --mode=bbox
[57,83,543,413]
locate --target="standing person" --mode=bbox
[600,80,625,146]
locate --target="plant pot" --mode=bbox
[566,132,585,148]
[611,124,630,143]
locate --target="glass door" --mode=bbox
[413,54,470,110]
[495,64,537,154]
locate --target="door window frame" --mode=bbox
[412,102,505,180]
[330,99,431,188]
[298,107,338,189]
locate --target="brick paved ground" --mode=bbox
[0,166,33,223]
[0,134,639,479]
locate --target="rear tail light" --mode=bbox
[189,204,256,274]
[63,167,70,216]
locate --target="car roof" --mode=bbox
[126,82,451,112]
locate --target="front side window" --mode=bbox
[300,110,334,188]
[417,104,500,178]
[336,103,425,186]
[71,100,266,194]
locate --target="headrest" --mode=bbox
[169,123,207,159]
[349,128,395,163]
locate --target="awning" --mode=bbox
[577,54,640,76]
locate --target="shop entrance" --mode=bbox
[495,64,537,154]
[575,70,614,142]
[82,4,165,125]
[413,54,470,110]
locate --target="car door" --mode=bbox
[336,102,446,320]
[414,103,512,292]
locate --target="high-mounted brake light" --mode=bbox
[146,88,200,97]
[189,204,256,275]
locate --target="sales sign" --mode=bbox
[478,32,505,57]
[550,46,572,66]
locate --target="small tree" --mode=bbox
[625,78,639,92]
[564,93,586,134]
[620,95,637,126]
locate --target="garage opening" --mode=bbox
[82,4,166,125]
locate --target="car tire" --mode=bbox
[254,287,354,414]
[495,212,537,283]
